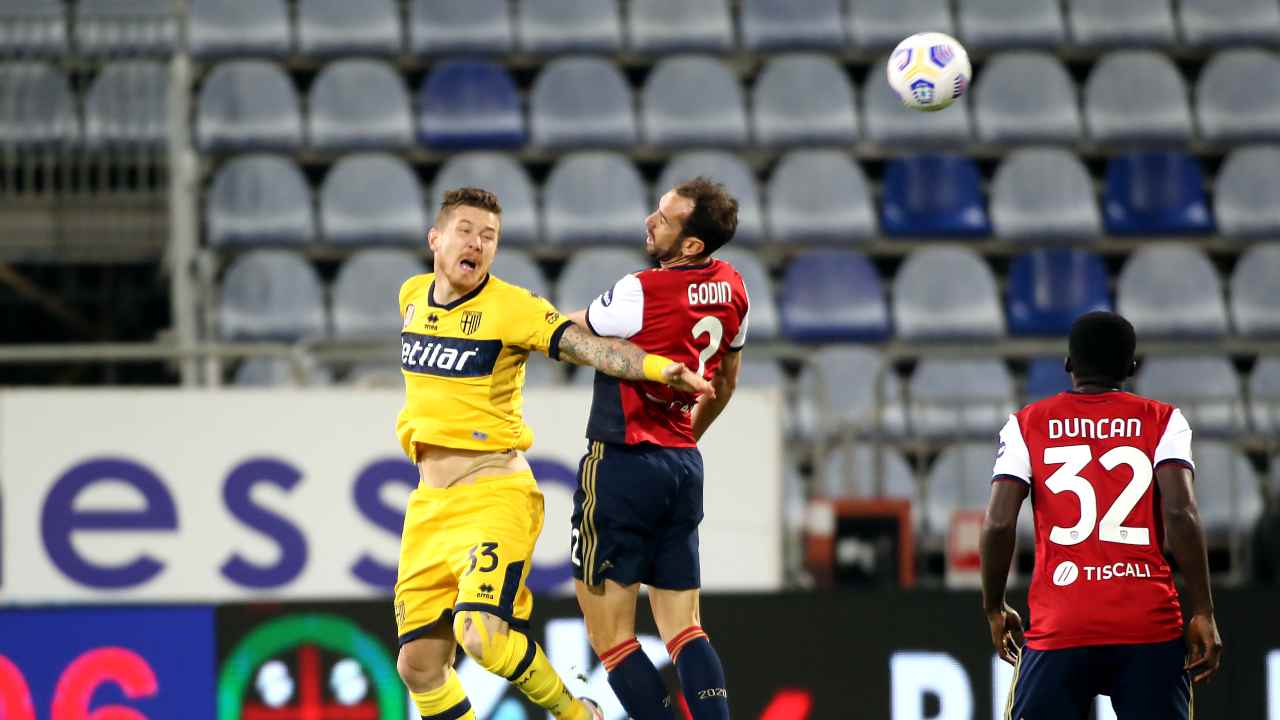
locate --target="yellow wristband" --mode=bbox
[643,353,675,383]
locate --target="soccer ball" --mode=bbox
[886,32,971,112]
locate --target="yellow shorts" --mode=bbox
[394,471,544,645]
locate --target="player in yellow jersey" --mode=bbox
[394,188,713,720]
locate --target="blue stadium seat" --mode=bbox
[0,62,78,147]
[543,152,647,246]
[741,0,845,50]
[490,250,551,299]
[1179,0,1280,46]
[530,57,636,149]
[1084,51,1193,143]
[195,60,301,151]
[626,0,733,53]
[1066,0,1175,47]
[779,250,890,342]
[973,52,1082,143]
[84,61,168,149]
[894,247,1004,339]
[207,155,315,247]
[956,0,1065,49]
[0,0,67,58]
[767,149,876,244]
[881,155,991,237]
[188,0,290,58]
[418,61,524,149]
[1230,243,1280,337]
[716,247,779,339]
[319,153,425,246]
[847,0,955,50]
[1007,249,1111,336]
[991,148,1101,241]
[431,153,539,247]
[656,151,764,245]
[1026,357,1072,401]
[556,248,650,311]
[518,0,622,53]
[76,0,177,58]
[218,250,327,340]
[332,250,427,340]
[1197,49,1280,143]
[308,60,412,150]
[863,57,973,146]
[642,55,748,148]
[752,54,858,148]
[794,347,904,439]
[1117,244,1229,337]
[908,359,1015,438]
[1249,358,1280,432]
[409,0,512,55]
[1103,152,1213,235]
[1215,146,1280,238]
[1136,357,1246,436]
[298,0,400,56]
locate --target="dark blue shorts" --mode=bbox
[570,440,704,589]
[1006,639,1191,720]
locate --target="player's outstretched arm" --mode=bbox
[980,479,1029,665]
[691,350,741,441]
[1157,464,1223,684]
[557,324,715,398]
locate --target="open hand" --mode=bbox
[987,603,1025,666]
[661,362,716,399]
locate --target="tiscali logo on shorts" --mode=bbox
[1052,560,1079,586]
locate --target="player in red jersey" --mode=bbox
[564,178,747,719]
[980,312,1223,719]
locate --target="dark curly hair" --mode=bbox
[673,176,738,257]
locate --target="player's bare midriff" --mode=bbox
[413,442,531,489]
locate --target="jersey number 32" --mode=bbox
[1043,444,1153,547]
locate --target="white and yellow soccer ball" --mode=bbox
[886,32,972,112]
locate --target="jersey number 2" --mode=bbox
[1043,445,1152,546]
[691,316,723,378]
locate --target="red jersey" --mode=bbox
[991,390,1195,651]
[583,258,749,447]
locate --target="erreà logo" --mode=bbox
[401,333,501,378]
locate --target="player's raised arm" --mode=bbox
[1157,463,1223,683]
[557,323,714,398]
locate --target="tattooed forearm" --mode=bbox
[557,324,648,381]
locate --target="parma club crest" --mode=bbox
[460,310,483,335]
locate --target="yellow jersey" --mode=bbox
[396,272,572,458]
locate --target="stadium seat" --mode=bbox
[332,250,428,340]
[819,444,916,503]
[0,63,78,147]
[737,357,786,389]
[345,363,401,389]
[319,153,425,246]
[298,0,400,56]
[893,247,1004,339]
[956,0,1065,49]
[1136,357,1246,436]
[556,248,650,311]
[0,0,67,58]
[766,150,876,244]
[926,444,1006,537]
[1248,358,1280,432]
[846,0,955,50]
[489,250,550,299]
[1178,0,1280,46]
[794,347,903,439]
[1084,51,1193,143]
[544,152,647,246]
[188,0,290,58]
[779,250,890,342]
[308,60,413,150]
[76,0,177,58]
[1116,244,1230,337]
[218,250,327,340]
[1102,152,1213,235]
[908,359,1016,438]
[1229,243,1280,337]
[881,155,991,237]
[530,57,637,149]
[1191,442,1264,535]
[1026,357,1072,401]
[973,52,1082,143]
[417,61,525,149]
[863,57,973,146]
[741,0,845,50]
[716,247,779,340]
[518,0,622,53]
[409,0,513,55]
[642,56,748,148]
[626,0,733,53]
[752,54,858,148]
[84,61,168,149]
[235,358,333,387]
[430,153,539,247]
[207,155,315,247]
[991,148,1101,242]
[1197,49,1280,143]
[656,151,764,245]
[1215,146,1280,238]
[1006,248,1111,336]
[1066,0,1176,47]
[195,60,301,151]
[523,353,565,388]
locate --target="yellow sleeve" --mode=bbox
[504,287,575,359]
[399,274,429,318]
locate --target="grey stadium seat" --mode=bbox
[308,59,412,150]
[847,0,955,51]
[235,357,333,387]
[530,57,637,149]
[908,359,1015,438]
[715,247,779,339]
[893,247,1004,339]
[0,62,78,147]
[298,0,400,56]
[1084,51,1193,143]
[991,148,1101,241]
[333,250,428,340]
[1248,358,1280,433]
[0,0,67,57]
[1179,0,1280,46]
[956,0,1065,49]
[195,60,301,151]
[1117,245,1229,337]
[766,149,876,244]
[1191,442,1264,535]
[218,250,327,340]
[752,54,858,148]
[556,248,650,311]
[207,154,315,247]
[188,0,290,58]
[543,152,647,246]
[1066,0,1175,47]
[974,52,1082,143]
[76,0,178,58]
[518,0,621,53]
[1136,357,1246,436]
[319,153,425,246]
[626,0,733,53]
[794,347,904,440]
[741,0,845,50]
[410,0,513,55]
[863,57,972,146]
[656,151,764,245]
[431,153,538,247]
[490,251,550,299]
[1215,146,1280,238]
[523,353,565,388]
[926,444,1003,537]
[1230,243,1280,336]
[642,56,748,148]
[737,358,785,389]
[819,444,916,504]
[85,61,168,148]
[1197,49,1280,143]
